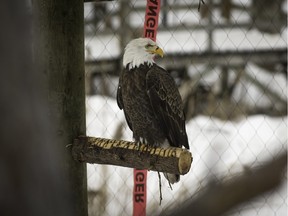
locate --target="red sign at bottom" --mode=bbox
[133,169,147,216]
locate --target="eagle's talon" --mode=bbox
[136,142,142,156]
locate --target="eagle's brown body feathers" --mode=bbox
[117,63,189,149]
[117,38,189,184]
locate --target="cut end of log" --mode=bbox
[178,150,193,175]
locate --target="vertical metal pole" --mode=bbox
[162,0,168,28]
[119,0,133,53]
[33,1,88,216]
[207,0,213,51]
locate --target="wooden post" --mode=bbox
[33,1,87,216]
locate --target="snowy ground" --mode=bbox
[86,96,287,216]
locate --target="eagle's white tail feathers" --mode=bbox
[164,173,180,184]
[161,139,180,184]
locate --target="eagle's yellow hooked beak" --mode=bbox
[153,46,164,57]
[147,45,164,57]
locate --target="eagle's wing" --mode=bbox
[116,83,123,109]
[146,65,189,149]
[117,71,133,131]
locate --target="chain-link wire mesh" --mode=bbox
[84,0,287,215]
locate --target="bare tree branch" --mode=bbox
[166,152,287,216]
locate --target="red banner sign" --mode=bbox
[133,169,147,216]
[143,0,161,42]
[133,1,161,216]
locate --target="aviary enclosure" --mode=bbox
[15,0,286,216]
[83,0,287,216]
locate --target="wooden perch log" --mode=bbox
[72,136,192,175]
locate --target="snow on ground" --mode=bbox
[86,96,287,216]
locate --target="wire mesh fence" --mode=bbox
[83,0,287,215]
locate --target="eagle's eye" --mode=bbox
[145,44,153,49]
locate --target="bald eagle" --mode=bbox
[117,38,189,184]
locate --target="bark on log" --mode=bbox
[72,136,193,175]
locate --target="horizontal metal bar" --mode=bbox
[85,48,287,75]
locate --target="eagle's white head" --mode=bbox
[123,38,164,70]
